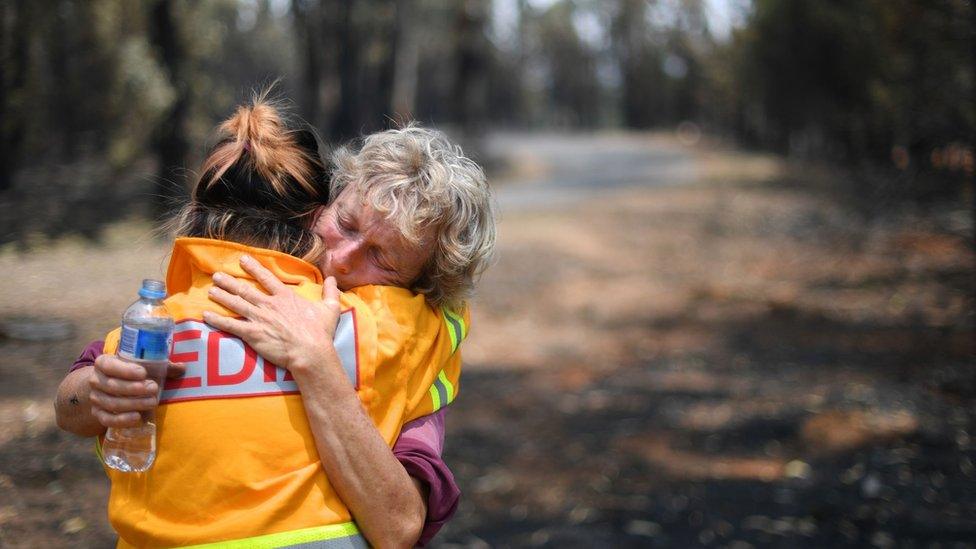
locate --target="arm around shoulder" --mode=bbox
[290,346,428,549]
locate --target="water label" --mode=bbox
[119,326,171,361]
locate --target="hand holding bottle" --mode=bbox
[88,354,185,428]
[101,279,174,473]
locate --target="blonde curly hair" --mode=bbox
[330,125,496,309]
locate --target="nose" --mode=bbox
[329,238,362,276]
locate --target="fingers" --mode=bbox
[89,389,158,413]
[322,276,340,310]
[240,254,287,295]
[94,354,148,381]
[88,357,160,428]
[212,272,268,306]
[166,362,187,379]
[92,408,144,429]
[202,310,252,338]
[208,286,254,318]
[90,370,158,397]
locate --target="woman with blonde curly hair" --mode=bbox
[316,124,495,309]
[56,94,495,547]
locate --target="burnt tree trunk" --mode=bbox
[149,0,189,219]
[292,0,323,130]
[390,0,418,120]
[375,0,401,125]
[454,0,489,135]
[330,0,361,141]
[0,0,30,192]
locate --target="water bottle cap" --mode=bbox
[138,279,167,300]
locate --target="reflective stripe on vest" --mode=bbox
[94,437,105,463]
[178,522,366,549]
[427,369,457,412]
[442,308,467,354]
[428,307,465,412]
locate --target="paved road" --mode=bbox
[483,131,700,212]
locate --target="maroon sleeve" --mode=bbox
[70,340,105,373]
[392,408,460,546]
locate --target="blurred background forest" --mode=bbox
[0,0,972,242]
[1,0,975,547]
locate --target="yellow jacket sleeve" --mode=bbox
[340,286,468,444]
[403,306,468,422]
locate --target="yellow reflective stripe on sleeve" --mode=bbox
[442,308,467,354]
[443,312,460,353]
[448,308,468,339]
[428,369,457,413]
[428,383,442,412]
[430,307,465,412]
[438,369,455,403]
[180,521,365,549]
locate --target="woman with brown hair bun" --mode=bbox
[170,96,329,260]
[55,91,495,547]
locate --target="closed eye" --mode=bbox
[336,212,356,234]
[371,248,397,272]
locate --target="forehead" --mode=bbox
[335,187,433,266]
[332,186,362,210]
[335,189,394,232]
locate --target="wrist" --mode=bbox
[288,342,339,380]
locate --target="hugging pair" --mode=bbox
[55,93,495,548]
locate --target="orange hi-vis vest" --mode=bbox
[99,238,467,548]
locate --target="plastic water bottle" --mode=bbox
[102,279,174,473]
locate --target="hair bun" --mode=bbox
[201,90,325,200]
[173,89,331,264]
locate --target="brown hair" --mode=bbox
[168,91,329,261]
